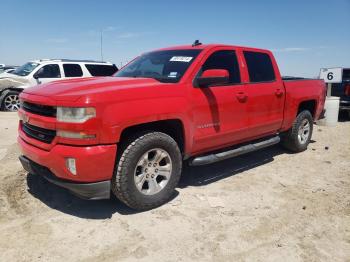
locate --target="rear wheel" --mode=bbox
[112,132,182,210]
[1,91,20,111]
[281,110,313,152]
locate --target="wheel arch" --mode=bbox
[297,99,317,118]
[118,119,186,156]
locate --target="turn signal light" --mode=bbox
[57,130,96,139]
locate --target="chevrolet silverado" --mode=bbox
[18,43,326,210]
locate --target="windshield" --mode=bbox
[115,49,202,83]
[11,62,39,76]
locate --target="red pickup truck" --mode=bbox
[18,43,326,210]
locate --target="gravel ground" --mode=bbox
[0,112,349,262]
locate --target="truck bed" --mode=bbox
[281,78,326,130]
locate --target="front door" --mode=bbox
[34,64,62,85]
[190,49,249,154]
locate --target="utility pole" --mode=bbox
[100,29,103,61]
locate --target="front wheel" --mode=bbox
[1,91,20,111]
[112,132,182,210]
[281,110,313,152]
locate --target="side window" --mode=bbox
[63,64,83,77]
[35,64,61,78]
[243,51,275,82]
[85,64,118,76]
[200,50,241,84]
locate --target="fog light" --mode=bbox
[66,158,77,175]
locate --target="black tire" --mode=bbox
[112,132,182,210]
[281,110,313,152]
[1,91,20,111]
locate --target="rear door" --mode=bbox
[191,48,249,153]
[243,51,284,137]
[62,64,84,79]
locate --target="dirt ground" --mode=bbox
[0,112,349,262]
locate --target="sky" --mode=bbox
[0,0,349,77]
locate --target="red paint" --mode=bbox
[18,135,116,182]
[18,44,326,183]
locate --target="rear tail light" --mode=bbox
[345,84,350,96]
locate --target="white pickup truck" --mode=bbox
[0,59,118,111]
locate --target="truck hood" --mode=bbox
[22,77,163,102]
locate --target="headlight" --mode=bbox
[57,107,96,123]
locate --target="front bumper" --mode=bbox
[18,136,117,182]
[19,156,110,199]
[18,136,117,200]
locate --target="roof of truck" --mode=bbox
[155,43,271,53]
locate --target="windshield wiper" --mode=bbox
[152,77,178,83]
[121,75,176,83]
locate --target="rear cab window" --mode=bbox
[63,64,83,77]
[85,64,118,76]
[243,51,275,83]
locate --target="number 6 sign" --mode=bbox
[319,68,343,83]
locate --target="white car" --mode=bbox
[0,59,118,111]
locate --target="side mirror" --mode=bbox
[33,73,39,79]
[197,69,229,87]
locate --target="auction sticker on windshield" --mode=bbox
[170,56,193,62]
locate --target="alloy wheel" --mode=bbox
[4,94,20,111]
[297,119,310,144]
[134,148,172,195]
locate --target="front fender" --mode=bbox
[100,96,193,152]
